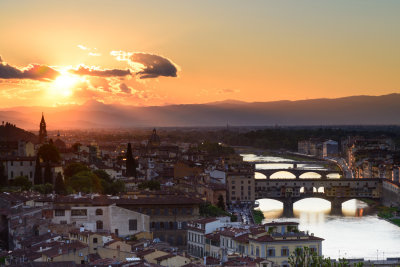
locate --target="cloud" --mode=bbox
[119,83,132,94]
[77,45,88,50]
[110,51,179,79]
[0,57,60,81]
[69,65,131,77]
[217,88,240,94]
[88,52,101,57]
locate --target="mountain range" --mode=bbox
[0,94,399,129]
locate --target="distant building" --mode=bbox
[323,140,338,158]
[38,113,47,144]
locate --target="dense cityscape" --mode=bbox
[0,114,399,267]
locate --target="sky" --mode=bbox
[0,0,399,107]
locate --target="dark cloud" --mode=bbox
[130,53,178,79]
[119,83,132,94]
[0,58,59,81]
[69,66,131,77]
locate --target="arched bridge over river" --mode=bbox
[255,178,382,216]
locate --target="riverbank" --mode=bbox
[377,206,400,227]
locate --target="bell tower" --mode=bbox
[39,112,47,144]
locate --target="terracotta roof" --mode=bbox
[41,241,88,258]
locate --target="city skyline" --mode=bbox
[1,0,399,107]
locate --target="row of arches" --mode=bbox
[255,171,340,179]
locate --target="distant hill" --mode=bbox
[0,122,37,142]
[0,93,400,129]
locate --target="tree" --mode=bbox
[38,143,60,163]
[71,142,81,153]
[64,162,90,178]
[44,162,53,184]
[217,195,225,211]
[288,247,363,267]
[33,183,53,194]
[34,154,42,185]
[0,161,7,186]
[93,169,112,183]
[54,172,66,195]
[12,176,32,191]
[125,143,137,177]
[138,180,160,191]
[67,171,102,193]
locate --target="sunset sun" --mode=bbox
[52,71,80,97]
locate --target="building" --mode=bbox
[41,196,150,237]
[227,171,255,205]
[187,217,231,258]
[322,140,339,158]
[38,113,47,144]
[202,222,323,267]
[116,195,203,248]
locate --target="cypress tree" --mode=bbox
[34,155,43,185]
[0,161,7,186]
[126,143,137,177]
[54,172,66,195]
[44,161,53,185]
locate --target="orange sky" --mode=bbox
[0,0,399,107]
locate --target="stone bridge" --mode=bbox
[255,178,382,216]
[256,168,340,179]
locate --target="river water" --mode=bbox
[242,153,400,260]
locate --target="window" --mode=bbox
[93,238,98,244]
[96,220,103,230]
[256,247,260,257]
[20,161,23,166]
[95,209,103,215]
[232,186,235,189]
[30,171,33,178]
[310,247,317,254]
[129,219,137,231]
[11,171,13,178]
[71,209,87,216]
[267,248,275,257]
[281,248,289,256]
[10,161,13,166]
[55,209,65,216]
[30,161,33,166]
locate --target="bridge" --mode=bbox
[255,168,340,179]
[255,178,382,216]
[249,161,328,165]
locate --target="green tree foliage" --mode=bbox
[54,172,66,195]
[64,162,90,178]
[200,202,231,217]
[12,176,32,191]
[33,183,53,194]
[288,247,364,267]
[252,209,265,224]
[38,143,61,163]
[94,170,126,195]
[93,169,112,183]
[217,195,226,211]
[197,142,235,156]
[126,143,137,177]
[68,171,102,193]
[138,180,160,191]
[44,162,53,184]
[34,154,42,185]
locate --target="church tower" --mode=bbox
[39,113,47,144]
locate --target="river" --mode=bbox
[242,153,400,260]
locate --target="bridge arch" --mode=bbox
[269,171,296,179]
[299,172,322,179]
[255,172,267,179]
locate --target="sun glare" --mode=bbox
[52,71,80,97]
